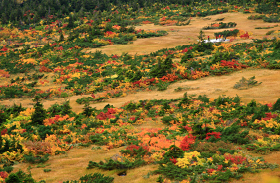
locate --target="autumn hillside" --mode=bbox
[1,0,280,183]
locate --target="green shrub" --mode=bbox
[63,173,114,183]
[180,51,194,63]
[162,115,178,125]
[256,3,279,14]
[60,92,69,98]
[5,170,36,183]
[202,22,237,30]
[89,133,108,145]
[124,102,137,111]
[272,98,280,112]
[193,141,236,158]
[150,56,173,78]
[156,80,169,91]
[219,125,250,144]
[31,99,47,126]
[61,100,72,116]
[177,92,193,108]
[0,165,13,173]
[255,26,274,29]
[0,135,23,154]
[214,29,239,37]
[43,169,51,172]
[263,15,280,23]
[87,158,146,170]
[82,103,95,117]
[233,76,262,90]
[266,30,275,35]
[162,145,184,161]
[38,125,54,140]
[24,154,50,164]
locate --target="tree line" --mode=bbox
[0,0,278,26]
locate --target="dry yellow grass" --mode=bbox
[13,146,159,183]
[13,144,280,183]
[83,12,279,55]
[2,68,279,113]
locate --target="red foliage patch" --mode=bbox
[170,156,177,164]
[180,134,196,151]
[0,171,8,179]
[96,108,116,120]
[220,60,247,69]
[205,132,221,140]
[1,128,7,136]
[224,154,246,164]
[262,112,278,121]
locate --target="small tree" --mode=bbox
[198,29,205,45]
[68,15,75,29]
[1,12,8,24]
[59,32,64,42]
[82,102,95,117]
[31,96,46,126]
[61,100,72,116]
[272,98,280,112]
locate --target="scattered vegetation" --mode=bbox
[234,76,262,90]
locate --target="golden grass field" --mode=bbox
[6,12,280,182]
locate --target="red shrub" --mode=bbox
[224,154,246,164]
[0,171,8,179]
[96,108,116,120]
[205,132,221,140]
[262,112,277,121]
[126,144,149,155]
[180,134,196,151]
[1,128,7,135]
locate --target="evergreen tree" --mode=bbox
[150,56,173,78]
[272,98,280,112]
[1,12,8,24]
[67,15,75,29]
[31,97,47,126]
[61,100,72,115]
[33,12,39,23]
[198,29,205,45]
[5,173,20,183]
[82,102,95,117]
[59,32,64,41]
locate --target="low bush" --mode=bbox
[247,15,265,20]
[24,154,50,164]
[233,76,262,90]
[5,170,36,183]
[214,29,239,37]
[203,22,237,30]
[63,173,114,183]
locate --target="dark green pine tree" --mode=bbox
[82,102,95,117]
[31,97,47,126]
[61,100,72,115]
[197,29,205,45]
[59,32,64,41]
[67,15,75,29]
[5,173,21,183]
[0,135,7,153]
[272,98,280,112]
[1,12,8,24]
